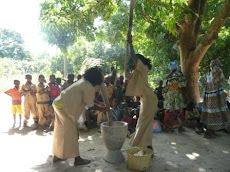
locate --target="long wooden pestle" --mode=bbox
[99,83,112,126]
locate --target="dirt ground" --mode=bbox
[0,93,230,172]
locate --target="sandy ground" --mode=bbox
[0,93,230,172]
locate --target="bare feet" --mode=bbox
[82,125,88,132]
[204,130,215,139]
[31,122,39,130]
[74,156,91,166]
[23,123,28,128]
[53,155,62,163]
[46,126,54,132]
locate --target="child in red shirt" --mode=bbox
[48,75,61,104]
[47,75,61,131]
[5,80,22,127]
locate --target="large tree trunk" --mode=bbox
[181,54,200,104]
[63,54,68,79]
[177,0,230,104]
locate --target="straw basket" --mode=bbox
[126,147,153,171]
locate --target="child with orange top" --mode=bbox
[5,80,22,127]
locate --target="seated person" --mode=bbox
[77,111,88,132]
[154,101,165,124]
[154,80,164,104]
[97,111,108,127]
[85,109,98,129]
[195,102,203,114]
[112,80,124,104]
[120,101,128,110]
[185,102,204,134]
[121,109,134,133]
[130,107,140,128]
[111,99,121,121]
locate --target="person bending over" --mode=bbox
[52,67,109,166]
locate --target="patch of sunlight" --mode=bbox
[166,161,178,168]
[222,150,229,154]
[95,169,103,172]
[88,136,93,140]
[171,142,176,145]
[198,167,206,172]
[79,137,86,142]
[90,141,94,143]
[174,150,178,154]
[186,154,196,160]
[192,153,200,157]
[171,146,177,149]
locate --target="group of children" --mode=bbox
[5,74,60,130]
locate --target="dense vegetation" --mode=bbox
[1,0,230,99]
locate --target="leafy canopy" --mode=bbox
[0,28,31,60]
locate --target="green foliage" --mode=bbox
[134,0,187,35]
[40,0,118,43]
[0,52,73,79]
[0,29,31,60]
[40,24,76,52]
[200,33,230,78]
[50,53,74,76]
[40,1,77,52]
[0,58,48,75]
[39,0,230,89]
[67,39,125,75]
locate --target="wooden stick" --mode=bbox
[125,0,135,75]
[99,83,112,126]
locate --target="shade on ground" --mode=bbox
[0,93,229,172]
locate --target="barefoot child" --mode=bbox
[36,75,51,128]
[21,74,38,129]
[5,80,22,127]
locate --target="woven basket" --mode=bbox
[126,147,153,171]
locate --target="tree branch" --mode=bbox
[142,13,154,23]
[195,0,207,34]
[87,0,105,8]
[89,0,105,9]
[195,0,230,63]
[188,0,200,12]
[175,22,183,34]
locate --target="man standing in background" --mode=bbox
[21,74,38,129]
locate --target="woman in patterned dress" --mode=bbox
[163,61,186,132]
[200,60,230,138]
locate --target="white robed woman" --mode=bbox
[52,67,109,165]
[125,33,158,151]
